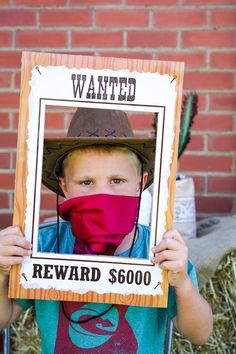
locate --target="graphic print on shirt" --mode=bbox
[54,301,138,353]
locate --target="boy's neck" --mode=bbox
[114,227,138,255]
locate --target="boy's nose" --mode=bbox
[94,183,111,195]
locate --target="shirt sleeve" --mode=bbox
[38,220,75,253]
[14,298,34,311]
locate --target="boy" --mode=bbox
[0,108,212,353]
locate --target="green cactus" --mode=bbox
[178,91,198,159]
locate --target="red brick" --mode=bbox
[211,51,236,68]
[71,31,123,48]
[62,50,97,59]
[13,0,66,5]
[16,30,67,48]
[0,31,12,46]
[0,72,11,88]
[211,10,236,26]
[135,132,151,138]
[185,134,204,151]
[184,72,234,90]
[192,175,205,192]
[0,10,36,26]
[0,92,19,108]
[44,131,67,139]
[0,153,10,169]
[154,10,206,27]
[39,213,57,224]
[13,72,21,89]
[182,30,235,48]
[96,10,149,27]
[40,10,92,26]
[47,131,71,139]
[40,193,56,210]
[179,155,232,172]
[208,176,236,193]
[157,52,206,68]
[127,0,177,4]
[0,0,9,5]
[196,196,233,213]
[0,51,21,69]
[0,132,17,148]
[0,192,9,208]
[209,93,236,111]
[101,51,152,60]
[127,31,177,48]
[129,113,154,131]
[193,114,233,131]
[183,0,235,4]
[0,113,10,128]
[12,152,17,169]
[208,134,236,152]
[0,173,15,189]
[70,0,120,4]
[0,214,13,229]
[46,105,72,111]
[45,113,65,130]
[13,112,19,129]
[194,93,206,111]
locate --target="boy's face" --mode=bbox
[59,149,148,199]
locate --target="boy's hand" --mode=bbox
[0,226,32,276]
[151,229,189,289]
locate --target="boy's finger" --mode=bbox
[157,260,179,271]
[2,234,32,250]
[2,245,32,257]
[0,226,22,236]
[163,229,185,245]
[151,249,177,264]
[0,256,25,267]
[153,238,186,253]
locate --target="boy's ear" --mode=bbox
[140,172,148,191]
[59,177,68,198]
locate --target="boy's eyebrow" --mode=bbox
[109,174,129,180]
[110,174,126,177]
[73,175,94,180]
[74,174,128,180]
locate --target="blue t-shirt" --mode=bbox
[16,221,198,354]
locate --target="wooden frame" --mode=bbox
[9,51,184,307]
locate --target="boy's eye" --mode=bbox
[80,180,93,186]
[111,178,125,184]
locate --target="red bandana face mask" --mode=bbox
[58,194,139,255]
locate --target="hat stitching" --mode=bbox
[86,129,99,137]
[105,129,116,137]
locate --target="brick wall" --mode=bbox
[0,0,235,229]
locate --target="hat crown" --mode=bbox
[67,108,134,138]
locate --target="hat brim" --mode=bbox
[42,137,156,197]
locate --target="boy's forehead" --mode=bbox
[67,145,135,159]
[63,146,140,171]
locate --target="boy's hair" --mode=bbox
[61,145,142,178]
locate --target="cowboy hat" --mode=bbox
[42,107,156,197]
